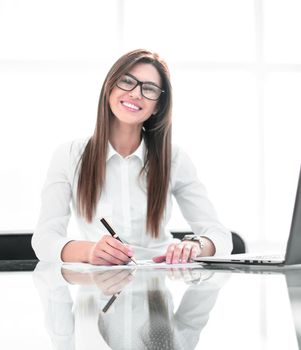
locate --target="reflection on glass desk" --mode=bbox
[0,263,301,350]
[0,259,38,271]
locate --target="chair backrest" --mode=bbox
[0,233,37,260]
[170,231,246,254]
[230,231,246,254]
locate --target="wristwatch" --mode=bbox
[182,234,205,250]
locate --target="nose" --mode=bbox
[129,84,142,99]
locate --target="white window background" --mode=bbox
[0,0,300,249]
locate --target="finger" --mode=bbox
[165,244,177,264]
[100,270,133,294]
[167,269,175,280]
[91,246,128,265]
[181,244,193,264]
[104,236,133,257]
[105,271,134,295]
[93,270,134,294]
[96,248,131,265]
[95,238,132,264]
[189,245,200,262]
[169,268,183,279]
[170,244,184,264]
[152,255,166,263]
[92,269,127,284]
[89,254,113,266]
[181,268,192,280]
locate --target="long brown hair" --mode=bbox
[77,49,172,237]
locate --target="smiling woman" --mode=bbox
[1,1,300,260]
[32,49,233,266]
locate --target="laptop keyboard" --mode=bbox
[252,254,282,260]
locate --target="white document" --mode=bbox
[62,260,203,272]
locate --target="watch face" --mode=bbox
[184,235,200,242]
[183,235,204,249]
[184,235,195,240]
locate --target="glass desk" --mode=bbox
[0,261,300,350]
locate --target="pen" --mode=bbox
[100,218,138,265]
[102,292,121,313]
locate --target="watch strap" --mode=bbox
[182,234,205,249]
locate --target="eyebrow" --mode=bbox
[126,73,161,89]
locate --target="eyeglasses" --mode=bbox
[116,73,164,101]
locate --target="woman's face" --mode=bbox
[109,63,162,128]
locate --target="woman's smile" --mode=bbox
[121,100,142,112]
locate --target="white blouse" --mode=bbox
[32,139,232,262]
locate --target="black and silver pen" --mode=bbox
[100,218,138,265]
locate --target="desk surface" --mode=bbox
[0,262,300,350]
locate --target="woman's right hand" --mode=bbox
[88,235,134,265]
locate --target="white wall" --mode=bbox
[0,0,301,247]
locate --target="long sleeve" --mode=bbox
[173,273,230,348]
[33,263,75,350]
[32,143,75,262]
[171,146,233,255]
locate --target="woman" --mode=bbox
[32,49,232,265]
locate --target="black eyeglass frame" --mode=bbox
[116,73,165,101]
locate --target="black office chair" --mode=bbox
[0,230,246,268]
[230,231,246,254]
[170,230,246,254]
[0,232,38,271]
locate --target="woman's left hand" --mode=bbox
[153,241,201,264]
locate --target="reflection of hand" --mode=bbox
[153,241,201,264]
[88,235,134,266]
[61,267,95,285]
[91,269,135,296]
[167,268,214,285]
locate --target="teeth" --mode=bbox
[122,101,140,110]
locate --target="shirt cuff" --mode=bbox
[201,230,233,256]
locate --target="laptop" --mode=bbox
[195,166,301,267]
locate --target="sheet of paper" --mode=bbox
[62,260,203,272]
